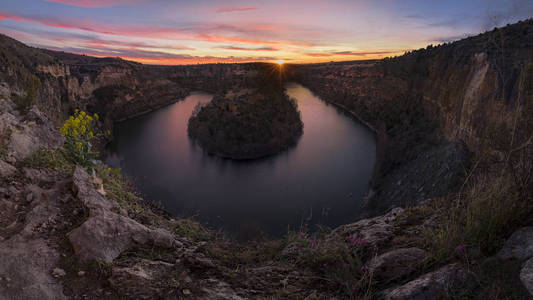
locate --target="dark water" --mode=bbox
[106,83,376,237]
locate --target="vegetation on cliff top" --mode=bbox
[187,63,303,159]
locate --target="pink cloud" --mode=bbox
[85,39,195,51]
[216,7,258,13]
[45,0,140,8]
[217,46,278,51]
[44,44,275,65]
[0,10,313,48]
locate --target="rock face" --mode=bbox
[368,248,427,281]
[521,258,533,296]
[68,166,177,262]
[385,263,466,300]
[498,227,533,261]
[369,142,470,210]
[294,20,533,154]
[0,101,63,163]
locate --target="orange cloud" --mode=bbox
[305,53,333,57]
[305,50,397,57]
[216,46,278,51]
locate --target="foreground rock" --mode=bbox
[521,258,533,296]
[385,263,466,300]
[329,207,403,250]
[498,227,533,261]
[368,247,427,281]
[0,184,67,300]
[68,166,178,262]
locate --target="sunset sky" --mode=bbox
[0,0,532,64]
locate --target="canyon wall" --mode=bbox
[292,19,532,210]
[294,19,533,156]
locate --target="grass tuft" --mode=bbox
[22,147,75,174]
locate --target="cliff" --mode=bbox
[295,20,533,151]
[293,19,533,210]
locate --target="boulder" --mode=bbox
[498,227,533,261]
[520,258,533,296]
[68,167,178,262]
[368,248,427,281]
[329,207,403,249]
[385,263,466,300]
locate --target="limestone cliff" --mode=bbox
[294,19,533,155]
[293,19,533,210]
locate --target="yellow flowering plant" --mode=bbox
[60,109,100,165]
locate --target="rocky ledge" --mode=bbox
[187,88,303,160]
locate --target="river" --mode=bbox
[105,83,376,238]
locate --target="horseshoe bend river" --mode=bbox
[105,83,376,238]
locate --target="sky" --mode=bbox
[0,0,532,65]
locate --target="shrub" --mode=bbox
[285,230,373,298]
[59,109,99,166]
[424,172,530,264]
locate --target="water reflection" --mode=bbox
[106,84,376,238]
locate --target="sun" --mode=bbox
[276,60,285,65]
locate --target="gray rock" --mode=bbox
[108,259,178,299]
[368,248,427,281]
[521,258,533,296]
[23,167,55,184]
[498,227,533,261]
[68,167,177,262]
[0,183,66,300]
[201,279,245,300]
[0,106,63,162]
[329,207,404,249]
[0,160,17,177]
[385,263,466,300]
